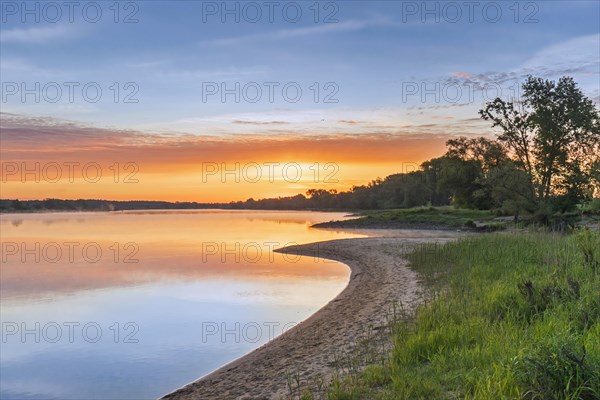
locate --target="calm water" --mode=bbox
[0,210,364,400]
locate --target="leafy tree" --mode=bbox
[306,189,338,208]
[486,162,537,220]
[421,157,453,206]
[480,76,600,209]
[443,136,512,209]
[437,157,484,208]
[445,136,509,172]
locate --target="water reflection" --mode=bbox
[0,210,364,399]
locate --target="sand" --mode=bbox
[161,230,464,400]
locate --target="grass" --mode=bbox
[321,204,600,232]
[316,206,500,230]
[300,230,600,399]
[361,207,495,227]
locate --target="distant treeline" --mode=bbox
[0,199,220,212]
[228,76,600,218]
[229,166,453,210]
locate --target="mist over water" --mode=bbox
[0,210,364,400]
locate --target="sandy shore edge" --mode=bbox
[161,231,462,400]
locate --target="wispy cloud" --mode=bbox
[521,34,600,72]
[0,25,72,44]
[199,18,390,47]
[156,66,268,81]
[232,120,289,126]
[0,112,453,168]
[446,34,600,91]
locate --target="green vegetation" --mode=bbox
[314,207,503,231]
[581,199,600,216]
[481,77,599,206]
[307,231,600,399]
[317,205,599,232]
[361,207,495,228]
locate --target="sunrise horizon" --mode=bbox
[1,2,599,399]
[2,2,598,203]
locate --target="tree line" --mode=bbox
[2,76,598,218]
[232,76,600,218]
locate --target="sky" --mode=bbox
[1,0,599,202]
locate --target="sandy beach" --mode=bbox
[161,230,463,400]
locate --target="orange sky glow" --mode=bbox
[1,119,449,202]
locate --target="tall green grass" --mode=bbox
[322,231,600,400]
[361,207,495,228]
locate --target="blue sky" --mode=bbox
[1,0,598,137]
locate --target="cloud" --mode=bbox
[0,112,479,201]
[134,105,490,140]
[444,35,600,94]
[0,112,454,169]
[232,120,289,125]
[520,34,600,75]
[0,57,59,78]
[272,19,374,38]
[156,66,267,81]
[0,25,71,44]
[199,18,390,47]
[451,72,477,80]
[420,36,599,111]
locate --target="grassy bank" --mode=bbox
[317,231,600,399]
[316,205,600,232]
[314,207,501,231]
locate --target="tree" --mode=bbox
[437,137,511,209]
[421,157,453,206]
[306,189,337,208]
[437,157,484,208]
[486,162,537,220]
[591,160,600,198]
[445,136,509,173]
[480,76,600,209]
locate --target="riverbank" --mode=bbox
[315,207,600,232]
[320,231,600,399]
[161,230,463,399]
[314,207,506,232]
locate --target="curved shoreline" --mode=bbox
[161,231,461,400]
